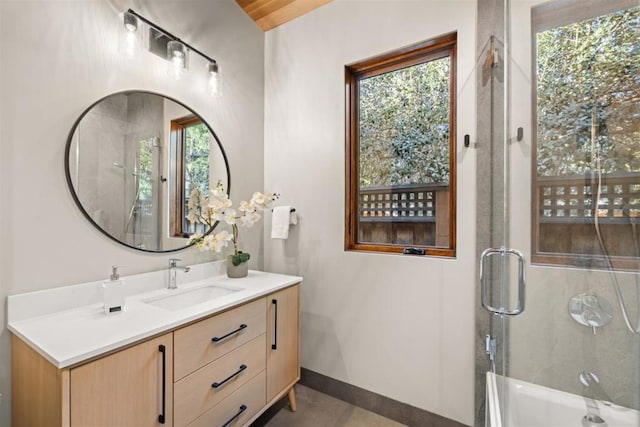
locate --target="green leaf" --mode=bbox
[232,252,250,266]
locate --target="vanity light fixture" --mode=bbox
[207,61,220,97]
[123,9,220,94]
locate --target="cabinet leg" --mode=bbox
[287,386,297,412]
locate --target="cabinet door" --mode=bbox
[70,333,173,427]
[266,284,300,402]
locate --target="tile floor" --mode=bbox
[252,385,406,427]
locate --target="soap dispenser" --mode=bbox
[103,266,125,314]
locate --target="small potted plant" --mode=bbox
[187,182,278,278]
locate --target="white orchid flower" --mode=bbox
[188,231,203,244]
[188,188,203,210]
[201,205,214,223]
[250,192,266,208]
[209,198,226,214]
[201,234,216,251]
[238,200,252,213]
[239,213,254,227]
[265,192,278,205]
[211,181,228,199]
[240,211,261,227]
[215,230,234,241]
[201,230,232,252]
[186,210,200,224]
[223,209,237,225]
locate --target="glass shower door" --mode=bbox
[478,0,640,426]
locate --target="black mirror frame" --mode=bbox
[64,90,231,253]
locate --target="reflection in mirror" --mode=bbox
[170,115,212,237]
[66,91,229,252]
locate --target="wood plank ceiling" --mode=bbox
[235,0,333,31]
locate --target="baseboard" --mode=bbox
[300,367,469,427]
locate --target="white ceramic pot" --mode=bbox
[226,255,249,278]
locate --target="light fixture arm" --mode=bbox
[126,9,217,65]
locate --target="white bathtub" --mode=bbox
[486,372,640,427]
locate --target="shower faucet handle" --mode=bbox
[569,293,613,333]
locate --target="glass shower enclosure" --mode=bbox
[475,0,640,425]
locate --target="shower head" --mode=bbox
[112,162,139,176]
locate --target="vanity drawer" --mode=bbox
[174,334,266,427]
[174,297,266,380]
[186,370,266,427]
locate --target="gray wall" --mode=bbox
[0,0,264,423]
[74,95,130,237]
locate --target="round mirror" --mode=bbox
[65,91,230,252]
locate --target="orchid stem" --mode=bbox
[232,223,239,255]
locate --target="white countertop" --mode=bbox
[8,264,302,369]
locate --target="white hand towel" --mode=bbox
[272,206,293,239]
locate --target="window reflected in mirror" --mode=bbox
[170,116,212,237]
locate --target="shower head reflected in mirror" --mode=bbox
[112,162,139,176]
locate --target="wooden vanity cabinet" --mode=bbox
[11,283,300,427]
[11,333,173,427]
[70,333,174,427]
[12,336,69,427]
[266,285,300,404]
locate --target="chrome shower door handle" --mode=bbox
[480,247,526,316]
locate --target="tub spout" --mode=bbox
[579,372,613,406]
[582,413,608,427]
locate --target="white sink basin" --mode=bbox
[144,283,242,311]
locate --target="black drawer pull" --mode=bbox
[272,299,278,350]
[158,344,166,424]
[221,404,247,427]
[212,364,247,389]
[212,324,247,343]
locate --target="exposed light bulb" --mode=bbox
[167,41,188,80]
[207,61,220,97]
[119,11,139,59]
[124,32,136,57]
[172,53,185,78]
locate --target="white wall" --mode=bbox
[0,0,263,423]
[264,0,477,424]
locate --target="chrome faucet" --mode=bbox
[168,258,190,289]
[580,371,613,406]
